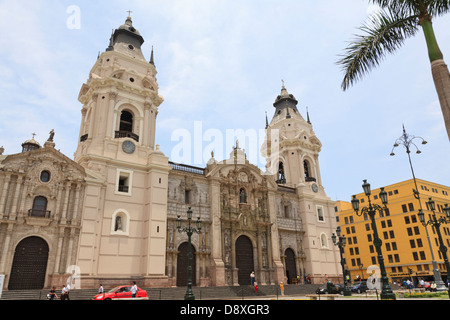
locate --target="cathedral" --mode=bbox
[0,15,340,290]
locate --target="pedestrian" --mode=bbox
[250,271,255,286]
[254,282,258,293]
[131,281,138,298]
[61,285,67,300]
[98,284,104,294]
[280,282,285,296]
[48,286,58,300]
[419,278,425,288]
[65,283,71,300]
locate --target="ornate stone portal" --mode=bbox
[219,167,274,285]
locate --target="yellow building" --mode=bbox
[336,178,450,286]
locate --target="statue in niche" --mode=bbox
[239,188,247,204]
[114,215,122,231]
[261,232,267,248]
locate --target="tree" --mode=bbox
[337,0,450,141]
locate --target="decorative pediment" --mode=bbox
[142,77,157,91]
[110,69,125,80]
[1,148,85,182]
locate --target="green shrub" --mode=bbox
[404,291,448,298]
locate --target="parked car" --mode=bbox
[351,281,368,293]
[315,283,344,295]
[93,285,148,300]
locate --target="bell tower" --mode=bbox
[74,15,170,287]
[262,83,324,192]
[75,14,163,164]
[262,84,340,284]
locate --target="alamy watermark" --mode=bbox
[170,121,280,175]
[66,5,81,30]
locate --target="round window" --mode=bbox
[40,170,50,183]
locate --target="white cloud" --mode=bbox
[1,0,449,201]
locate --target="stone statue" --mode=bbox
[48,129,55,142]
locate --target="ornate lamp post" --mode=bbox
[358,262,364,281]
[418,199,450,297]
[351,180,396,300]
[332,227,352,296]
[390,125,448,291]
[177,207,202,300]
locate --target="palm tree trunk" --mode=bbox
[421,19,450,141]
[431,60,450,141]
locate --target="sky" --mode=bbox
[0,0,449,202]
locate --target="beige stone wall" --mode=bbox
[0,146,86,289]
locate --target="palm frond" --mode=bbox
[426,0,450,17]
[337,8,419,91]
[369,0,419,12]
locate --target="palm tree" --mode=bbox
[337,0,450,141]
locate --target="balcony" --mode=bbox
[28,209,51,218]
[115,131,139,142]
[26,209,52,227]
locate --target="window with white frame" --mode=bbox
[115,169,133,195]
[316,205,325,222]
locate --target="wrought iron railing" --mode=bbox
[115,131,140,142]
[28,209,51,218]
[169,162,205,175]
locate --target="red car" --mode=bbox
[93,285,148,300]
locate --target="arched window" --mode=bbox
[30,196,48,218]
[320,233,328,248]
[277,162,286,184]
[115,109,139,142]
[119,110,133,133]
[239,188,247,204]
[304,160,316,182]
[304,160,310,179]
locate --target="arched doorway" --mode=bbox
[285,248,297,284]
[9,237,49,290]
[236,235,254,285]
[177,242,196,287]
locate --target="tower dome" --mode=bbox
[105,14,146,61]
[270,82,304,124]
[21,134,41,152]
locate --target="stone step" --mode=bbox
[1,284,324,300]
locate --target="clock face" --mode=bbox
[122,140,136,154]
[312,183,318,193]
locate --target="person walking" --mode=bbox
[61,285,67,300]
[250,271,255,286]
[65,283,71,300]
[131,281,138,298]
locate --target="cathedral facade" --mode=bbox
[0,16,340,290]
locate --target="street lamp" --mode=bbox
[332,226,352,296]
[418,199,450,297]
[351,180,396,300]
[390,125,448,291]
[177,207,202,300]
[358,263,364,281]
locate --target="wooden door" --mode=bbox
[236,235,254,285]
